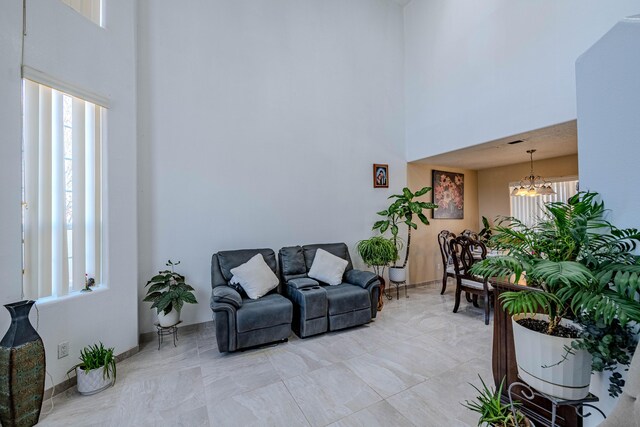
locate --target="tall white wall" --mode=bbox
[0,0,138,388]
[137,0,407,333]
[576,15,640,423]
[404,0,640,161]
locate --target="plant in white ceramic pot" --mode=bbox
[144,260,198,327]
[470,192,640,399]
[67,342,116,395]
[373,186,438,282]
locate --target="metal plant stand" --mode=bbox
[154,320,182,350]
[387,280,408,300]
[508,381,606,427]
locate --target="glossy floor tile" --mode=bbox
[39,283,493,427]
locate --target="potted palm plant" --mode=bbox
[462,376,533,427]
[144,260,198,327]
[470,192,640,399]
[67,342,116,395]
[373,187,438,282]
[356,236,398,309]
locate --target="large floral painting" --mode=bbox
[432,170,464,219]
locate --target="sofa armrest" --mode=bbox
[344,269,379,289]
[209,296,238,352]
[364,281,380,319]
[212,286,243,309]
[288,278,319,289]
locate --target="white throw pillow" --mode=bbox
[308,249,348,286]
[230,254,279,300]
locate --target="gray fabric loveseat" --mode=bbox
[278,243,380,338]
[210,248,293,352]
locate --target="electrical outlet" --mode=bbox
[58,341,69,359]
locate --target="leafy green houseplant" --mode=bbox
[372,187,438,281]
[356,236,398,310]
[470,192,640,398]
[356,236,398,278]
[67,342,116,395]
[478,216,493,246]
[144,260,198,327]
[462,376,531,427]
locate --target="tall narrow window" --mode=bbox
[509,178,578,227]
[22,79,102,300]
[60,0,103,27]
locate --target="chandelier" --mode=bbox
[511,150,556,197]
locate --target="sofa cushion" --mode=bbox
[308,249,348,286]
[236,294,292,333]
[230,254,279,300]
[217,249,277,282]
[279,246,307,277]
[302,243,353,272]
[324,284,370,315]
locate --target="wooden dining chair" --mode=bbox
[437,230,456,295]
[461,229,479,241]
[449,235,493,325]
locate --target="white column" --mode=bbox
[38,85,53,298]
[23,80,40,300]
[52,90,69,296]
[72,97,86,291]
[85,103,99,283]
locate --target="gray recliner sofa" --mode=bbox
[210,248,293,352]
[278,243,380,338]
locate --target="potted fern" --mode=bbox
[470,192,640,399]
[373,187,438,282]
[144,260,198,327]
[67,342,116,395]
[356,236,398,309]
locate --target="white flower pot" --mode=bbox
[76,366,114,395]
[388,267,406,283]
[157,307,180,327]
[511,313,592,400]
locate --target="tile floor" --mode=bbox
[39,284,493,427]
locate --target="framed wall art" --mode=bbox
[432,170,464,219]
[373,164,388,188]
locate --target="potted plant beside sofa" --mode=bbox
[144,260,198,327]
[470,192,640,399]
[373,186,438,282]
[67,342,116,395]
[356,236,398,310]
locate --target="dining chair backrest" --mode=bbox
[437,230,456,267]
[449,236,486,279]
[461,229,479,241]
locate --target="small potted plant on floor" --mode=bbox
[144,260,198,327]
[462,376,533,427]
[67,342,117,395]
[373,186,438,282]
[356,236,398,309]
[470,192,640,399]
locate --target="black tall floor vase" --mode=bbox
[0,300,46,427]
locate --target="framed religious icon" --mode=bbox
[373,164,388,188]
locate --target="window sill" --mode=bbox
[34,285,109,308]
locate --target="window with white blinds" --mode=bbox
[509,179,579,227]
[60,0,103,26]
[22,79,102,300]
